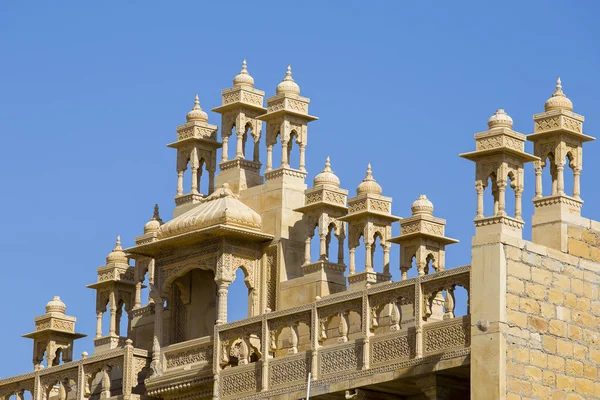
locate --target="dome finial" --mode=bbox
[186,94,208,122]
[276,64,300,95]
[45,296,67,314]
[487,109,513,128]
[115,235,122,250]
[545,76,573,111]
[411,194,434,215]
[314,156,340,187]
[144,204,162,234]
[106,235,128,264]
[153,204,161,220]
[356,163,382,195]
[233,59,254,88]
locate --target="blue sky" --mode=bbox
[1,1,599,378]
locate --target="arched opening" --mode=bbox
[407,255,419,279]
[271,131,282,171]
[353,234,366,273]
[183,159,192,194]
[565,152,576,197]
[243,123,254,160]
[288,131,300,169]
[424,253,435,275]
[320,309,362,346]
[53,347,63,366]
[140,270,150,307]
[227,267,251,323]
[167,268,217,344]
[309,224,320,263]
[483,173,497,217]
[371,233,383,272]
[506,171,516,218]
[8,391,32,400]
[271,319,311,357]
[453,285,469,317]
[326,223,343,264]
[542,153,556,197]
[117,300,128,338]
[100,298,110,337]
[198,158,209,196]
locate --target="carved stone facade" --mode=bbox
[1,71,599,400]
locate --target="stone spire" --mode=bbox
[186,94,209,122]
[356,164,383,195]
[313,157,341,187]
[276,64,300,95]
[544,77,573,112]
[233,59,255,88]
[144,204,163,234]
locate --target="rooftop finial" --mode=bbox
[324,156,331,171]
[554,77,564,96]
[365,163,373,180]
[285,65,293,80]
[242,59,247,72]
[276,64,300,95]
[356,163,382,195]
[153,204,160,219]
[115,235,122,250]
[186,94,208,122]
[545,76,572,111]
[314,156,340,187]
[233,59,255,88]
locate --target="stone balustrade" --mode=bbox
[0,345,150,400]
[215,265,471,399]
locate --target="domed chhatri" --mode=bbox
[487,109,514,129]
[186,94,209,122]
[314,157,340,188]
[276,65,301,95]
[356,164,382,196]
[45,296,67,314]
[545,77,573,112]
[411,195,434,216]
[144,204,163,234]
[233,59,255,88]
[106,235,128,264]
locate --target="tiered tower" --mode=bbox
[213,60,266,193]
[528,78,595,251]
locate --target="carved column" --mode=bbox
[349,247,356,275]
[573,167,581,199]
[221,136,229,163]
[101,366,111,399]
[515,187,523,220]
[383,244,390,275]
[96,311,103,338]
[261,319,269,392]
[134,282,142,309]
[191,167,199,194]
[116,308,122,336]
[338,311,349,343]
[299,144,306,172]
[253,137,260,163]
[216,282,230,325]
[497,179,506,216]
[476,181,484,217]
[444,286,455,319]
[281,139,289,168]
[236,131,244,159]
[45,342,55,367]
[534,162,543,198]
[401,266,410,280]
[151,297,163,370]
[304,236,312,265]
[362,294,370,370]
[337,233,345,265]
[266,145,273,172]
[177,170,184,196]
[557,162,565,195]
[208,168,215,194]
[109,291,117,336]
[415,280,423,357]
[310,306,319,380]
[290,322,299,354]
[365,243,373,273]
[319,232,327,260]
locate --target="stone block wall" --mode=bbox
[504,237,600,399]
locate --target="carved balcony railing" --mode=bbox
[215,265,471,399]
[0,344,150,400]
[162,336,213,373]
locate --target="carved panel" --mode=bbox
[220,364,261,397]
[370,330,416,366]
[423,317,470,355]
[319,342,362,376]
[268,353,309,388]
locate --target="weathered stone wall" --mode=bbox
[504,231,600,399]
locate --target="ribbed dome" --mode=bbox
[411,195,434,215]
[233,59,254,88]
[106,236,128,264]
[186,95,209,122]
[487,109,513,129]
[276,65,300,95]
[144,204,163,234]
[356,164,382,196]
[545,77,573,112]
[314,157,340,187]
[45,296,66,314]
[159,183,262,238]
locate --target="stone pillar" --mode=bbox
[281,140,289,168]
[266,145,273,172]
[96,311,103,338]
[534,163,542,198]
[134,282,142,309]
[208,168,215,194]
[101,366,111,399]
[401,266,409,280]
[497,179,506,216]
[253,138,260,163]
[515,187,523,220]
[476,181,484,217]
[310,306,319,380]
[191,167,199,194]
[383,244,390,275]
[216,282,229,325]
[46,342,55,367]
[349,247,356,275]
[221,136,229,162]
[151,297,163,370]
[319,233,327,260]
[177,170,184,195]
[365,243,373,272]
[304,236,311,265]
[236,131,244,159]
[109,292,117,336]
[573,167,581,198]
[299,144,306,172]
[557,162,565,195]
[337,234,345,265]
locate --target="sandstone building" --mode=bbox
[1,63,599,399]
